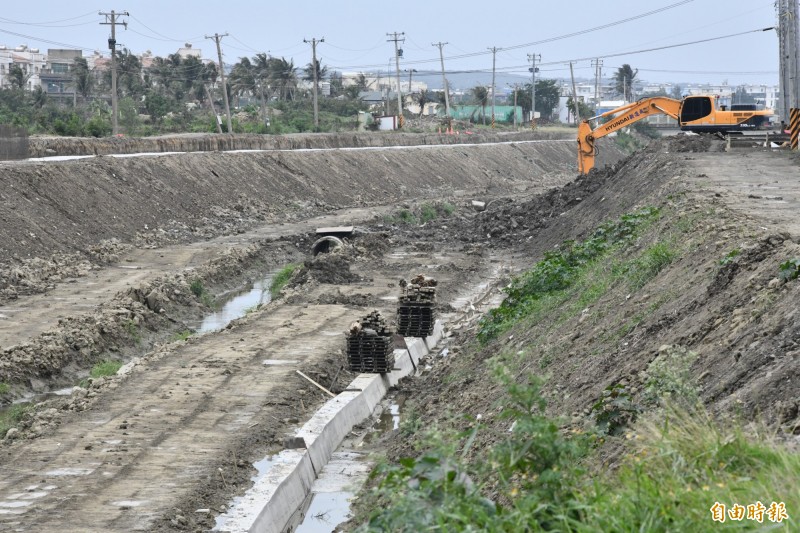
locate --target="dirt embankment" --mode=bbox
[383,136,800,469]
[27,130,569,158]
[0,137,590,303]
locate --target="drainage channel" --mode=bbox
[213,261,508,533]
[196,273,277,334]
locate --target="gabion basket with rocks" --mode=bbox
[346,310,395,373]
[396,274,437,338]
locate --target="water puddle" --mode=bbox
[292,451,372,532]
[363,398,403,445]
[197,274,275,334]
[296,491,355,533]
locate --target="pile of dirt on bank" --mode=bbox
[663,132,723,153]
[289,253,363,287]
[379,138,799,471]
[382,136,711,254]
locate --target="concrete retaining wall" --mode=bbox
[215,324,440,533]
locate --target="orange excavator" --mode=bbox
[577,95,774,173]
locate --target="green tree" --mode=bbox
[471,85,489,125]
[8,64,29,91]
[566,96,593,122]
[670,85,683,99]
[534,79,560,120]
[614,64,638,101]
[71,57,93,103]
[118,96,142,134]
[144,91,171,124]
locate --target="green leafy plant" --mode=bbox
[189,279,205,297]
[0,382,9,395]
[590,383,640,435]
[420,203,438,223]
[90,359,123,378]
[719,248,741,266]
[778,258,800,282]
[643,346,699,406]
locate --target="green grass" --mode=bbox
[420,203,438,223]
[0,403,32,438]
[576,408,799,531]
[478,207,661,343]
[270,264,299,298]
[190,279,204,297]
[356,377,800,532]
[0,383,9,395]
[171,330,193,342]
[90,359,123,378]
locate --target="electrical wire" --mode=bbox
[0,10,98,26]
[329,0,696,70]
[0,26,93,52]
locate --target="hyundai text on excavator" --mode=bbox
[577,95,774,174]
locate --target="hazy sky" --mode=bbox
[0,0,781,86]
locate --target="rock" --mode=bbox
[4,427,19,440]
[767,278,781,289]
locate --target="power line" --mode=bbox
[329,0,696,70]
[0,10,98,26]
[0,26,94,51]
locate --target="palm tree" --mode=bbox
[303,59,328,83]
[412,90,433,117]
[268,57,297,101]
[614,64,638,102]
[71,57,93,103]
[471,85,489,125]
[229,57,257,100]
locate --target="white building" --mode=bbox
[0,44,46,90]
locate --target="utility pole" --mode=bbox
[406,68,417,92]
[488,47,498,128]
[569,62,581,125]
[592,58,603,111]
[510,84,518,128]
[100,10,128,135]
[206,33,233,133]
[387,32,405,128]
[204,84,223,134]
[304,37,324,129]
[778,0,791,123]
[432,42,451,118]
[528,53,540,128]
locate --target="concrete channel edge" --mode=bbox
[216,321,443,533]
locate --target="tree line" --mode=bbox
[0,51,638,137]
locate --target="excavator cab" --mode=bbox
[679,96,713,124]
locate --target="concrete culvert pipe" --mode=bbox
[311,236,344,256]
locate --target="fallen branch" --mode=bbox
[296,370,336,398]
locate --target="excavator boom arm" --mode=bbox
[578,97,682,174]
